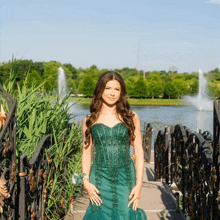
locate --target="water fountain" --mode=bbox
[183,69,213,132]
[184,69,212,111]
[57,67,76,122]
[58,67,67,104]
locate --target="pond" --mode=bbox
[69,102,213,153]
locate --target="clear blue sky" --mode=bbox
[0,0,220,73]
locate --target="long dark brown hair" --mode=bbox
[84,71,135,148]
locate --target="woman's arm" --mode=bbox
[132,111,145,187]
[81,116,93,185]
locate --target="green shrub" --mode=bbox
[1,60,83,219]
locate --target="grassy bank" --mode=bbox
[69,97,188,106]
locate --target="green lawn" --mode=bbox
[69,97,188,106]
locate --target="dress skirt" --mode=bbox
[83,160,147,220]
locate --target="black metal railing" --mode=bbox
[0,84,17,220]
[17,134,52,220]
[0,84,53,220]
[154,99,220,220]
[142,123,153,163]
[154,126,169,183]
[2,77,220,220]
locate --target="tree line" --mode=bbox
[0,58,220,98]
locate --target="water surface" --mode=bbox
[69,103,213,153]
[70,103,212,133]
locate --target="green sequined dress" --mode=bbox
[83,122,147,220]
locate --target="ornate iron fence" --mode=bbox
[0,84,53,220]
[17,134,52,220]
[0,85,17,219]
[154,126,169,183]
[142,123,153,163]
[154,99,220,220]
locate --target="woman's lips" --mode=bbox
[108,98,115,101]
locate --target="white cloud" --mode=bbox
[205,0,220,4]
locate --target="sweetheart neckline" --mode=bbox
[91,122,126,129]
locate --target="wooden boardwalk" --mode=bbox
[65,152,184,220]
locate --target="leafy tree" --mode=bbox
[79,75,95,96]
[121,67,130,75]
[160,73,172,83]
[0,62,11,83]
[62,66,75,92]
[90,64,98,70]
[151,70,160,75]
[174,74,185,80]
[144,71,151,78]
[164,82,177,99]
[160,70,167,75]
[115,67,138,80]
[183,72,198,80]
[187,78,198,96]
[171,73,177,80]
[67,79,76,94]
[133,76,147,98]
[206,68,220,82]
[8,59,33,87]
[43,61,73,93]
[114,68,122,74]
[63,63,78,79]
[74,79,79,89]
[43,65,58,92]
[125,76,136,96]
[25,70,42,88]
[148,75,164,99]
[145,71,160,80]
[212,68,220,73]
[0,76,3,85]
[207,80,220,98]
[172,78,188,99]
[31,62,45,77]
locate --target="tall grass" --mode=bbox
[0,60,83,219]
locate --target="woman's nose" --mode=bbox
[110,89,115,96]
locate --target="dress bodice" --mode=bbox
[91,122,132,168]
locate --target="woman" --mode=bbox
[82,71,147,219]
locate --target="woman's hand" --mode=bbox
[84,180,102,207]
[127,185,142,211]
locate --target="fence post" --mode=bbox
[165,126,169,184]
[175,192,180,213]
[170,126,174,186]
[18,154,27,220]
[146,123,152,163]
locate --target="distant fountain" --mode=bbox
[183,69,212,132]
[183,69,212,111]
[57,66,76,122]
[58,67,67,104]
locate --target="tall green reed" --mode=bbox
[1,60,83,219]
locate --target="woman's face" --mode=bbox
[102,80,121,106]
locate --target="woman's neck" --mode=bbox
[100,102,117,115]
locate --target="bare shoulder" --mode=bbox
[131,111,139,122]
[84,114,91,121]
[131,111,141,133]
[83,115,90,128]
